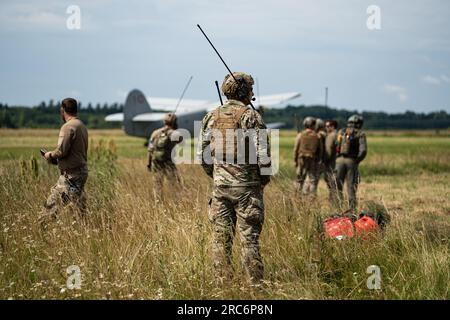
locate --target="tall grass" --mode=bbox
[0,130,449,299]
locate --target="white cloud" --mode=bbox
[0,3,65,32]
[0,1,102,33]
[421,74,450,85]
[382,84,408,102]
[422,75,441,85]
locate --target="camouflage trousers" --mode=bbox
[296,157,319,196]
[320,163,339,205]
[151,160,181,192]
[335,157,360,210]
[43,168,88,219]
[208,185,265,283]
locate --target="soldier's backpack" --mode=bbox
[299,130,319,158]
[211,106,249,162]
[337,127,359,157]
[153,128,173,162]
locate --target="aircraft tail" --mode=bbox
[124,89,151,136]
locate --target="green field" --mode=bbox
[0,129,449,299]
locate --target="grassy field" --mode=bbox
[0,128,449,299]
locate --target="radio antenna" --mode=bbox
[197,24,255,110]
[174,75,193,114]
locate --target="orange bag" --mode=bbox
[354,216,378,235]
[323,217,355,240]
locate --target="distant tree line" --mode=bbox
[264,105,450,130]
[0,100,123,129]
[1,100,449,130]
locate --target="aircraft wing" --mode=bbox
[147,97,210,112]
[205,92,301,112]
[105,91,301,124]
[104,97,210,122]
[105,113,124,122]
[132,112,171,122]
[106,110,206,123]
[256,92,301,107]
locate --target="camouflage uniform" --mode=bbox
[294,128,323,196]
[198,93,271,283]
[44,168,88,217]
[43,117,88,219]
[148,123,182,191]
[335,117,367,210]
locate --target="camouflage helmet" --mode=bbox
[303,116,316,129]
[315,118,325,131]
[348,114,364,129]
[221,72,254,101]
[164,113,177,127]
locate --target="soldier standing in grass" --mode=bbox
[198,72,271,284]
[305,118,327,194]
[324,119,339,204]
[41,98,88,221]
[335,115,367,211]
[293,117,323,196]
[147,113,183,191]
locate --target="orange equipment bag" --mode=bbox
[323,214,380,240]
[354,216,378,235]
[323,216,355,240]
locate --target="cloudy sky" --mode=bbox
[1,0,449,112]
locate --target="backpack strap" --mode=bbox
[233,106,249,128]
[212,109,220,123]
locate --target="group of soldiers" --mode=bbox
[294,114,367,210]
[41,72,367,285]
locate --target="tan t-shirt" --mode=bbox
[51,117,88,172]
[325,130,337,166]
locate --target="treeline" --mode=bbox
[0,100,123,129]
[264,105,450,130]
[1,100,449,130]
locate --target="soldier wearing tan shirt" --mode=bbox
[41,98,88,222]
[324,120,338,204]
[294,117,323,196]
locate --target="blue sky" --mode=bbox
[1,0,449,113]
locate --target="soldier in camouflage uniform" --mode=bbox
[324,120,339,204]
[335,115,367,210]
[147,113,183,191]
[198,72,271,284]
[294,117,323,196]
[41,98,88,221]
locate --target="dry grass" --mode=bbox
[0,129,449,299]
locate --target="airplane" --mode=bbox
[105,89,301,139]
